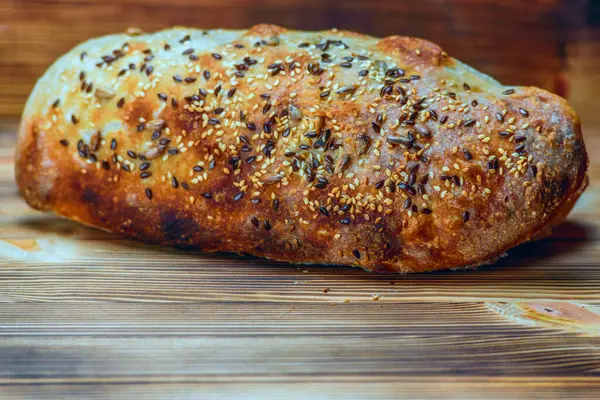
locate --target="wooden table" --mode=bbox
[1,116,600,398]
[2,0,600,398]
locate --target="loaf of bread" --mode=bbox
[16,24,588,273]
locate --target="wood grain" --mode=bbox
[2,0,600,397]
[4,378,600,400]
[1,117,600,397]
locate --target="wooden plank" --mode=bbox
[1,301,599,335]
[3,378,600,400]
[2,254,600,303]
[0,302,554,334]
[0,335,598,378]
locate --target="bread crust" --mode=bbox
[16,25,588,273]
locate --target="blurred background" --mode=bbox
[0,0,599,127]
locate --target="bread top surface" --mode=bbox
[16,24,588,272]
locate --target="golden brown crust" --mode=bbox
[16,24,588,273]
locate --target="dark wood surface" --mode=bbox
[1,0,600,398]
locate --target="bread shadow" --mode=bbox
[284,219,595,282]
[15,215,594,279]
[395,219,596,283]
[492,220,592,266]
[17,214,116,239]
